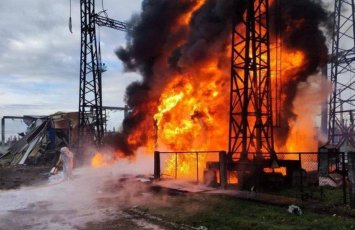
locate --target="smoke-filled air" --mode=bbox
[102,0,332,177]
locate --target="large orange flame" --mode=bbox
[120,0,324,180]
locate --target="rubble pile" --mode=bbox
[0,112,78,166]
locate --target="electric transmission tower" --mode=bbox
[78,0,129,149]
[228,0,275,160]
[329,0,355,149]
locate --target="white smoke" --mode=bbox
[0,152,154,230]
[286,73,332,151]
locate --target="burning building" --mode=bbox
[104,0,332,184]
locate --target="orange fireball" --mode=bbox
[91,152,107,168]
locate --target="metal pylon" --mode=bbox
[329,0,355,148]
[228,0,275,160]
[79,0,104,148]
[78,0,129,149]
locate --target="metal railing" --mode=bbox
[153,150,353,205]
[154,150,227,187]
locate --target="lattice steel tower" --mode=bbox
[228,0,275,159]
[79,0,129,148]
[329,0,355,148]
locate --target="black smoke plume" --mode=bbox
[110,0,239,155]
[109,0,330,155]
[271,0,330,147]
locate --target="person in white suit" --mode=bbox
[59,147,74,180]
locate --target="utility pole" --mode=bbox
[78,0,129,149]
[228,0,275,160]
[329,0,355,149]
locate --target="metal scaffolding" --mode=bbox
[329,0,355,148]
[228,0,275,160]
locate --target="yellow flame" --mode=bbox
[154,92,184,126]
[91,152,106,168]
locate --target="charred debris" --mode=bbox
[0,112,78,166]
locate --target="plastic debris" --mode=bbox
[287,204,303,215]
[196,226,208,230]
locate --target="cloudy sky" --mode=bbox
[0,0,142,136]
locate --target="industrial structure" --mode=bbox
[328,0,355,149]
[0,0,353,207]
[228,0,275,160]
[78,0,129,149]
[1,116,25,145]
[228,0,355,158]
[101,105,131,132]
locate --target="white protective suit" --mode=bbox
[60,147,74,179]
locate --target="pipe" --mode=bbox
[154,151,161,180]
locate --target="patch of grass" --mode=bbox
[320,187,347,204]
[273,186,349,209]
[140,194,355,230]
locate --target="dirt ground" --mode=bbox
[1,164,354,230]
[0,163,170,230]
[0,165,51,190]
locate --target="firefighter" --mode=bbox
[60,147,74,179]
[50,146,74,180]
